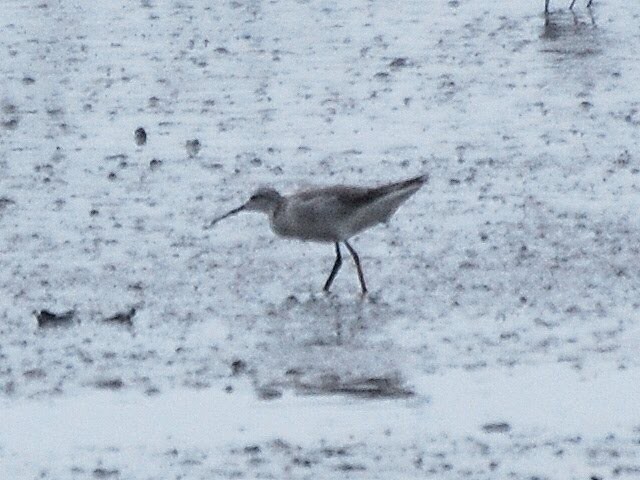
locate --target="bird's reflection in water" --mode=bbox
[542,7,597,43]
[275,292,392,346]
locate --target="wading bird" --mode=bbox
[206,174,429,294]
[545,0,593,13]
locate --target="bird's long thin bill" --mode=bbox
[204,205,245,229]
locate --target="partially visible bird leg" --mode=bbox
[323,242,343,292]
[344,240,368,295]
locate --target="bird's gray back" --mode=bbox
[271,188,360,242]
[270,177,426,242]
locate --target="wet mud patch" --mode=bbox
[1,0,640,477]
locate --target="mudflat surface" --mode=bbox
[1,0,640,478]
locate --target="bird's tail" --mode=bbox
[394,174,429,189]
[353,174,428,226]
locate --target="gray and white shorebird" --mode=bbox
[545,0,593,13]
[205,174,429,294]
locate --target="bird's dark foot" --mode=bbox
[322,286,339,300]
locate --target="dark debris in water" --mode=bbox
[95,378,125,390]
[231,359,248,376]
[104,153,127,162]
[298,375,414,399]
[185,139,201,157]
[243,445,261,455]
[93,468,120,478]
[2,119,19,130]
[389,57,410,69]
[256,385,283,400]
[0,197,16,210]
[149,158,163,170]
[482,422,512,434]
[103,307,136,326]
[34,309,76,328]
[336,462,367,472]
[134,127,147,146]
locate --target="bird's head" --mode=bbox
[243,187,282,214]
[205,187,283,229]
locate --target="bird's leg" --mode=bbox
[545,0,550,13]
[323,242,343,292]
[586,0,593,7]
[344,240,368,295]
[569,0,576,9]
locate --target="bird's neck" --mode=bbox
[270,197,285,221]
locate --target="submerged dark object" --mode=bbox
[135,127,147,146]
[35,309,76,328]
[482,422,512,434]
[185,139,201,157]
[103,307,136,326]
[298,375,415,399]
